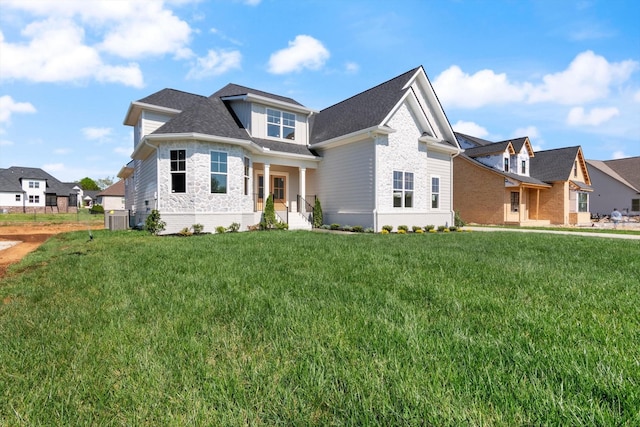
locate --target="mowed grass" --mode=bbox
[0,210,103,226]
[1,230,638,425]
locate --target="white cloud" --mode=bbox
[98,2,192,60]
[0,95,37,122]
[451,120,489,138]
[0,139,14,146]
[0,0,196,87]
[566,106,619,126]
[82,127,112,140]
[434,51,638,109]
[528,51,638,104]
[267,35,330,74]
[187,49,242,79]
[54,148,72,155]
[345,62,359,74]
[612,150,627,159]
[634,90,640,102]
[433,66,529,109]
[512,126,539,139]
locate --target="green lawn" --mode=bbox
[0,210,103,226]
[1,230,638,425]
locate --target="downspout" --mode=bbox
[143,138,160,211]
[370,131,378,232]
[450,147,461,227]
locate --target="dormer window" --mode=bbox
[521,160,526,174]
[504,158,509,172]
[267,108,295,140]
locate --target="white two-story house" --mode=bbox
[454,133,592,225]
[120,66,461,233]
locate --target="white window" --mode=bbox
[211,151,227,194]
[244,157,250,196]
[28,181,40,189]
[29,195,40,203]
[431,176,440,209]
[15,194,21,202]
[267,108,295,140]
[393,171,413,208]
[170,149,186,193]
[577,193,588,213]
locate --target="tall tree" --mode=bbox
[96,176,115,190]
[79,177,100,191]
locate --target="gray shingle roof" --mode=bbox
[0,166,76,195]
[601,156,640,190]
[153,97,251,141]
[309,67,421,145]
[530,146,581,182]
[458,154,550,187]
[251,138,316,156]
[136,88,205,111]
[463,141,512,157]
[211,83,304,107]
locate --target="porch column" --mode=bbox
[519,187,523,223]
[264,163,270,200]
[536,188,540,220]
[299,168,306,213]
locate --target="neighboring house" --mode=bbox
[119,66,461,233]
[454,133,593,225]
[0,166,81,214]
[96,180,126,211]
[586,156,640,217]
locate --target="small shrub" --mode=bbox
[429,229,437,233]
[330,223,340,230]
[352,225,364,233]
[341,225,353,232]
[320,224,331,230]
[415,228,424,234]
[412,226,421,232]
[90,204,104,214]
[398,225,408,232]
[192,223,204,234]
[364,227,374,233]
[313,198,323,228]
[398,229,406,234]
[443,228,450,233]
[227,222,241,233]
[454,211,467,227]
[261,195,276,229]
[215,226,226,234]
[381,229,390,234]
[274,221,289,230]
[382,225,393,232]
[424,225,435,231]
[437,225,446,232]
[145,209,166,235]
[178,227,193,236]
[449,226,458,232]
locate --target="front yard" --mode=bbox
[1,230,638,425]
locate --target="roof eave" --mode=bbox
[123,102,182,126]
[310,125,395,150]
[222,93,318,115]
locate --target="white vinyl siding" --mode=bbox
[141,111,173,138]
[316,139,375,216]
[251,104,308,145]
[427,151,451,210]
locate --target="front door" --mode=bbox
[257,175,287,211]
[272,176,286,211]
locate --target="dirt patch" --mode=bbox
[0,223,101,279]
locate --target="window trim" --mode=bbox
[431,176,440,209]
[577,192,588,213]
[266,108,296,140]
[170,149,186,193]
[393,171,414,208]
[210,150,228,194]
[510,191,520,213]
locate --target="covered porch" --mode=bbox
[251,159,318,229]
[504,184,551,226]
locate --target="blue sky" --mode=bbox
[1,0,638,183]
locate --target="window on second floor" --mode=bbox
[504,158,509,172]
[29,181,40,189]
[267,108,295,140]
[521,160,526,174]
[170,149,186,193]
[574,161,578,177]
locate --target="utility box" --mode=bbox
[105,210,130,231]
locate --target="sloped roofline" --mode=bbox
[586,159,640,192]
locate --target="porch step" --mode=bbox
[288,211,312,231]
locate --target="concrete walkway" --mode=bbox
[465,226,640,240]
